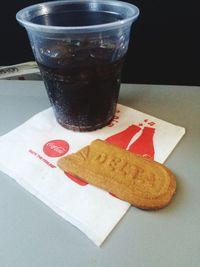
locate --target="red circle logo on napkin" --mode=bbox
[43,139,69,157]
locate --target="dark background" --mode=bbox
[1,0,200,85]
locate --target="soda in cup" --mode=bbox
[16,0,139,131]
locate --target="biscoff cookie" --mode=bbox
[57,139,176,210]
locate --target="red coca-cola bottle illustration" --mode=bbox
[106,124,141,149]
[128,126,155,159]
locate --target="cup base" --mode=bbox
[57,115,114,132]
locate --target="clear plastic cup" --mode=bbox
[16,0,139,131]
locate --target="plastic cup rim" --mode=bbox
[16,0,140,33]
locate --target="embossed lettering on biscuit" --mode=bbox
[57,139,176,210]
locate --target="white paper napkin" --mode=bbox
[0,104,185,246]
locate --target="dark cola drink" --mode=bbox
[38,38,125,129]
[35,11,125,131]
[38,55,124,131]
[17,1,139,131]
